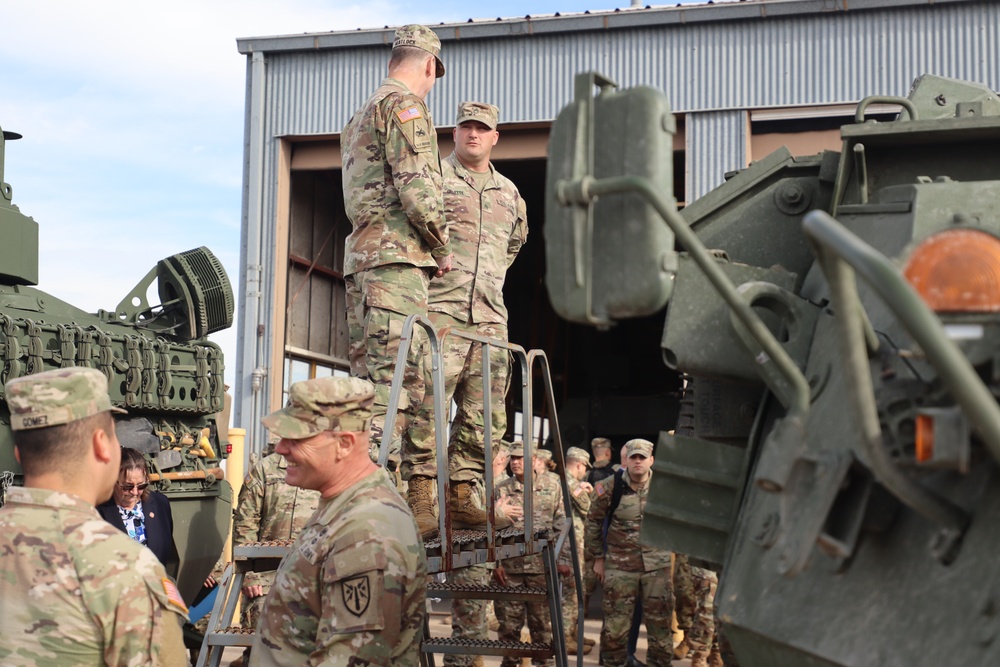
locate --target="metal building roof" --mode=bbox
[236,0,976,55]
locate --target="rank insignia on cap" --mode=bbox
[397,106,423,123]
[162,578,188,613]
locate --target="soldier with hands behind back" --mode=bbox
[341,23,450,508]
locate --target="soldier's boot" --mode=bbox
[674,635,691,660]
[471,657,485,667]
[690,650,711,667]
[567,639,592,655]
[707,648,724,667]
[407,475,439,538]
[582,636,596,647]
[450,480,512,530]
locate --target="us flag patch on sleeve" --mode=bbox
[397,106,423,123]
[162,578,188,613]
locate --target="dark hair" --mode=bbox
[119,446,151,502]
[14,411,114,477]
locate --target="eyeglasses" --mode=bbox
[118,482,149,492]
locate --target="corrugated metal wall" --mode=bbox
[686,111,749,202]
[258,2,999,135]
[234,0,1000,439]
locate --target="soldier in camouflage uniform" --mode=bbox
[408,101,528,536]
[561,446,596,655]
[493,443,566,667]
[0,367,188,666]
[252,376,427,666]
[233,447,321,636]
[586,439,674,667]
[341,24,451,534]
[674,554,721,667]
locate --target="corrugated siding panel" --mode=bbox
[686,111,749,202]
[257,2,1000,136]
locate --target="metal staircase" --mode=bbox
[196,314,584,667]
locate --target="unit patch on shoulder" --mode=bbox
[162,577,189,613]
[396,106,423,123]
[341,574,371,616]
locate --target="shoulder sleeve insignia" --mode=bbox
[396,106,423,123]
[162,577,189,613]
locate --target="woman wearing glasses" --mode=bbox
[97,446,180,577]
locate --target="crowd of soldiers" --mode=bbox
[0,22,729,667]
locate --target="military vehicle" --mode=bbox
[545,73,1000,666]
[0,125,234,606]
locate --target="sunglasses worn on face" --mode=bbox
[118,482,149,492]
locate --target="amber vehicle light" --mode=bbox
[903,229,1000,312]
[915,414,935,463]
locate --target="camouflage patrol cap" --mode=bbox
[509,440,524,458]
[493,440,511,460]
[262,376,375,440]
[624,438,654,458]
[535,449,553,461]
[6,367,126,431]
[393,24,445,78]
[565,446,592,467]
[591,437,612,451]
[457,101,499,130]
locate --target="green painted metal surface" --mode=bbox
[546,73,1000,666]
[0,126,234,606]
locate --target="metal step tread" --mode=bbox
[233,540,294,559]
[427,581,549,601]
[422,637,555,657]
[205,626,255,647]
[423,526,525,549]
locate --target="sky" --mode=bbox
[0,0,702,392]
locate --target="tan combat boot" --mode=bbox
[566,639,592,655]
[450,481,512,530]
[471,657,485,667]
[407,475,439,538]
[708,648,724,667]
[690,650,710,667]
[582,636,596,647]
[674,635,691,660]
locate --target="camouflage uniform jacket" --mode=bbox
[496,470,565,574]
[233,453,321,588]
[253,468,428,667]
[585,473,670,572]
[560,476,591,568]
[342,77,449,276]
[429,153,528,323]
[0,487,188,667]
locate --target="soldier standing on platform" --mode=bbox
[408,100,528,537]
[253,376,427,666]
[493,442,566,667]
[341,23,451,533]
[586,438,674,667]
